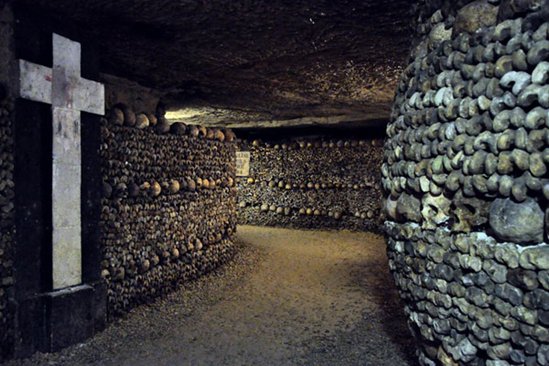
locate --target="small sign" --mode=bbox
[236,151,251,177]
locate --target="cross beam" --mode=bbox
[18,33,105,289]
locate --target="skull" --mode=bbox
[421,194,452,230]
[451,192,489,233]
[385,195,400,221]
[397,193,422,223]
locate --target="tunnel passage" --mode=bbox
[1,0,548,364]
[0,0,414,360]
[383,1,549,365]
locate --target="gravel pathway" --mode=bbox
[4,226,417,366]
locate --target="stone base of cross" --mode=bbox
[18,33,104,290]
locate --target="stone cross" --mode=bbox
[18,34,105,289]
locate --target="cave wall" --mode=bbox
[237,132,384,232]
[101,74,163,116]
[99,97,238,315]
[383,1,549,365]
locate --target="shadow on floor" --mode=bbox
[298,254,418,366]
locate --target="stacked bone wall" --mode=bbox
[383,1,549,365]
[237,134,384,232]
[0,92,14,360]
[0,2,15,360]
[100,103,237,315]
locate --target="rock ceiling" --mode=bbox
[17,0,414,128]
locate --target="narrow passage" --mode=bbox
[7,226,416,366]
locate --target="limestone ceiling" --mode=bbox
[16,0,414,128]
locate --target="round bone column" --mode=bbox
[382,1,549,365]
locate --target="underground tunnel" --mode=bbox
[0,0,548,365]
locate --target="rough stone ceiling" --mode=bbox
[18,0,414,128]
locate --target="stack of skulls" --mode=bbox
[100,104,237,315]
[383,0,549,365]
[237,136,384,232]
[0,90,14,360]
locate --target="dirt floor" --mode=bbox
[4,226,417,366]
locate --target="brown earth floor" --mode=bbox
[4,226,417,366]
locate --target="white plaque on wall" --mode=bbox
[236,151,251,177]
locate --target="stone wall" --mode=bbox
[100,105,237,315]
[237,133,384,232]
[383,1,549,365]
